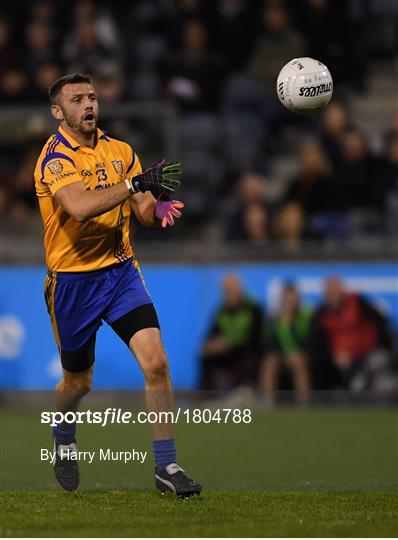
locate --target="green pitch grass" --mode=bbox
[1,407,397,537]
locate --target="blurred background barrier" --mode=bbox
[1,262,396,390]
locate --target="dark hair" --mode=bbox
[48,73,93,104]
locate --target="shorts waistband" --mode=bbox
[48,258,133,281]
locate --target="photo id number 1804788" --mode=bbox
[183,408,252,424]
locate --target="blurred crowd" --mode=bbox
[200,274,398,405]
[0,0,397,247]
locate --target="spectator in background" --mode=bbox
[284,142,331,220]
[274,201,306,249]
[0,146,13,216]
[319,101,350,166]
[0,186,9,217]
[0,69,28,104]
[200,274,263,394]
[28,0,57,24]
[211,0,257,71]
[73,0,121,53]
[259,283,311,406]
[25,21,57,72]
[92,66,125,103]
[249,1,306,98]
[62,5,122,77]
[380,132,398,202]
[0,17,20,73]
[166,0,213,46]
[162,19,225,112]
[225,172,269,241]
[28,63,61,103]
[310,277,394,392]
[333,129,381,212]
[289,0,364,90]
[381,132,398,237]
[9,144,40,217]
[242,203,269,246]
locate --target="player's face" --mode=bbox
[58,83,99,134]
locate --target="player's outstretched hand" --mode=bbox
[155,198,184,228]
[130,159,182,197]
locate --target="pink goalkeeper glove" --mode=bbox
[155,199,184,228]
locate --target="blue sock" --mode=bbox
[53,421,76,444]
[153,438,176,470]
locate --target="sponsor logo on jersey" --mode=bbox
[55,172,75,181]
[47,160,63,175]
[81,169,93,177]
[112,160,123,176]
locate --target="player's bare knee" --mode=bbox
[63,372,92,397]
[144,350,169,383]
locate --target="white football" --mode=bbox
[276,57,333,114]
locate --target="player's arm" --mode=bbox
[44,152,181,222]
[130,191,158,227]
[55,180,131,222]
[55,162,182,222]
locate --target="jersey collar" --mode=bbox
[57,127,109,151]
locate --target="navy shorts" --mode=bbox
[44,258,158,359]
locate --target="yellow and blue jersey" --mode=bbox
[34,126,142,272]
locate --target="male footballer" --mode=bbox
[34,73,201,498]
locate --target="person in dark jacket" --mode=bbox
[200,274,263,393]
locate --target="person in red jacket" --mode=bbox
[310,276,394,390]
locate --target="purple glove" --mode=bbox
[155,199,184,228]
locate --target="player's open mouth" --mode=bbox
[83,113,95,122]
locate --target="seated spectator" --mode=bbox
[274,201,306,249]
[0,17,20,73]
[259,283,311,407]
[248,1,306,98]
[92,66,125,103]
[162,19,226,112]
[225,172,269,241]
[319,101,351,166]
[27,63,61,102]
[0,185,9,217]
[310,277,395,392]
[63,13,122,76]
[380,132,398,202]
[332,129,381,212]
[9,144,40,216]
[0,68,28,104]
[284,142,332,218]
[25,20,57,72]
[200,274,263,393]
[242,203,269,246]
[381,132,398,236]
[211,0,257,71]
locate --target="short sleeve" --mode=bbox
[40,152,82,195]
[125,144,142,179]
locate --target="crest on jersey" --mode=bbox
[47,160,63,175]
[112,160,123,176]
